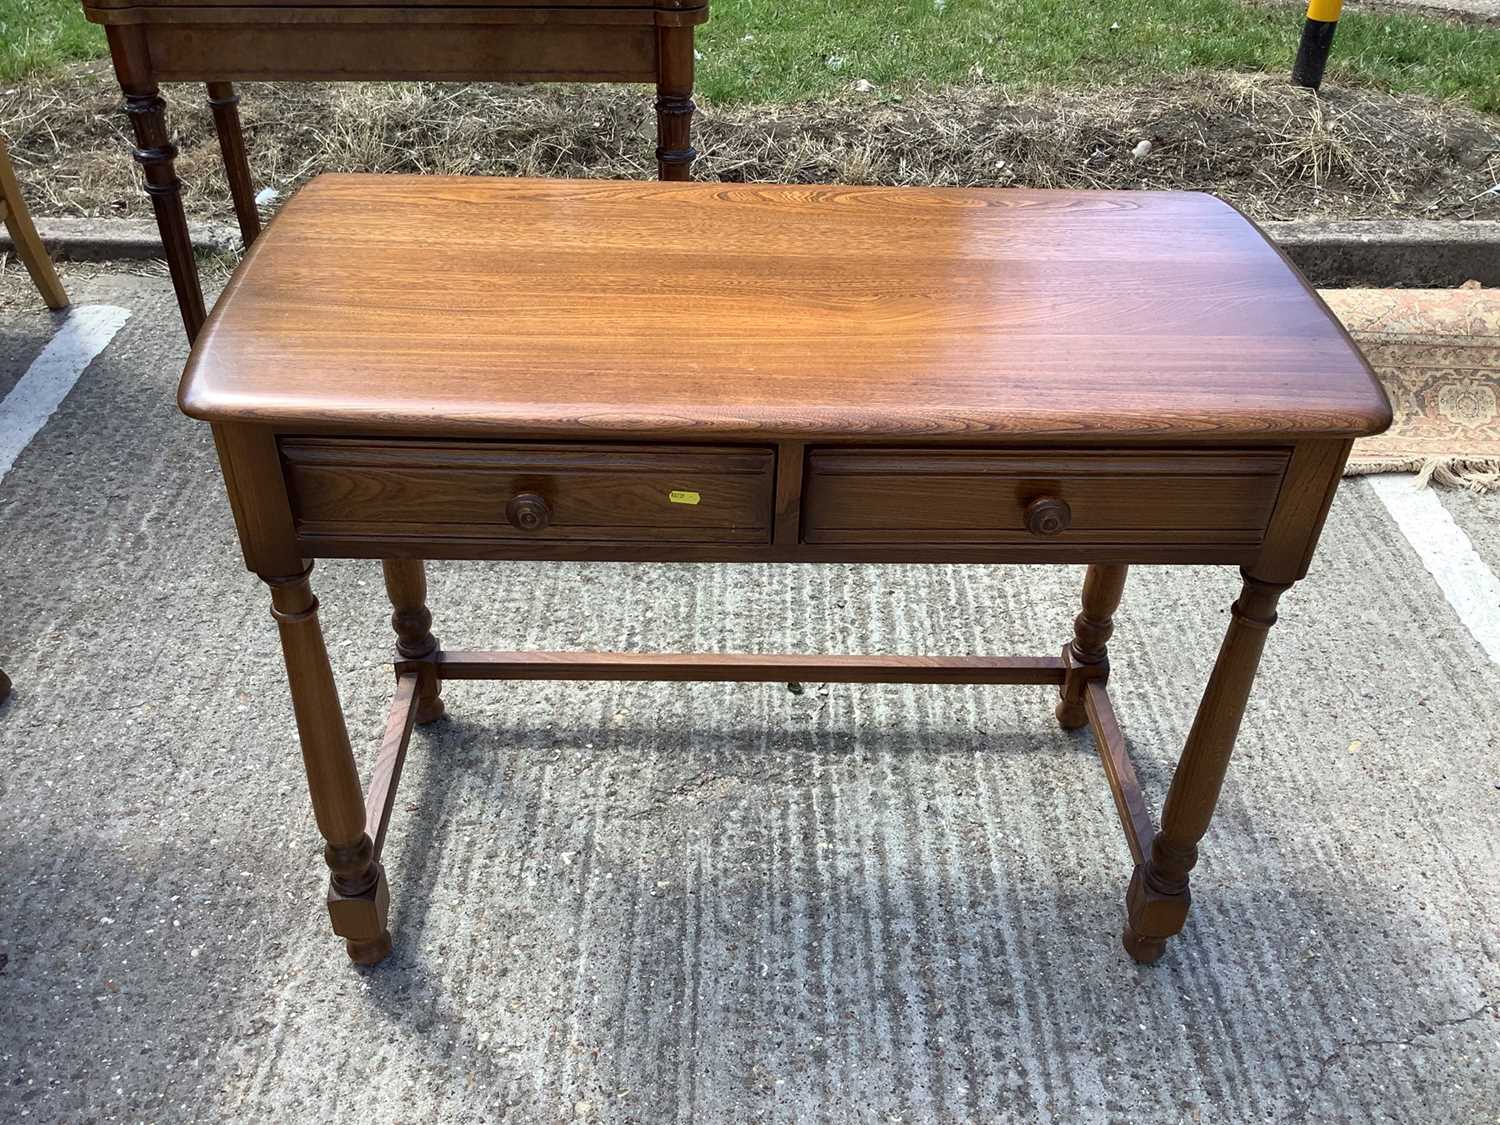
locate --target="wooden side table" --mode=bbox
[179,176,1391,968]
[81,0,708,340]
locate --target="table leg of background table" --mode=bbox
[1,138,70,311]
[205,82,262,249]
[267,567,392,966]
[106,26,205,341]
[382,559,445,724]
[1123,570,1290,964]
[1056,563,1129,729]
[655,26,696,181]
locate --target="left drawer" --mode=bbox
[280,439,776,544]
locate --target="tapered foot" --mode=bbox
[415,695,446,725]
[1123,853,1191,965]
[326,847,391,964]
[1122,923,1168,964]
[1054,696,1088,730]
[346,931,393,966]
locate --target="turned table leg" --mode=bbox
[1057,563,1129,729]
[1123,569,1290,964]
[205,82,261,248]
[655,26,696,181]
[382,559,445,724]
[267,566,391,965]
[106,26,206,340]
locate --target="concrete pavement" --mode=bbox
[0,269,1497,1123]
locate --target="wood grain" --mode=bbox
[281,438,775,543]
[1085,680,1154,865]
[365,673,418,862]
[180,176,1392,442]
[424,650,1069,684]
[802,448,1287,545]
[205,82,261,246]
[135,24,660,82]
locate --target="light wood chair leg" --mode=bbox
[1056,563,1128,729]
[655,26,696,181]
[206,82,261,248]
[1123,569,1290,964]
[267,567,392,965]
[0,138,69,311]
[382,559,445,724]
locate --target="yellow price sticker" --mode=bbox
[668,489,701,506]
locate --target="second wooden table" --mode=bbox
[82,0,708,339]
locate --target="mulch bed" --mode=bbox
[1,62,1496,225]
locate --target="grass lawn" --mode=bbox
[701,0,1500,111]
[0,0,102,80]
[2,0,1497,112]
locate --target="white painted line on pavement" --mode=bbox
[0,304,132,482]
[1369,473,1500,667]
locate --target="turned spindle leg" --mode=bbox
[1123,570,1290,964]
[655,27,696,181]
[381,559,445,724]
[267,567,391,965]
[107,27,205,340]
[205,82,261,248]
[1056,563,1129,729]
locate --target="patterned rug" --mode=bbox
[1322,287,1500,492]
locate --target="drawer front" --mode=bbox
[282,439,775,544]
[801,449,1289,545]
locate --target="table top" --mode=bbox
[180,175,1391,443]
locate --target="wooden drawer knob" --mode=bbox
[1025,496,1071,537]
[505,492,551,532]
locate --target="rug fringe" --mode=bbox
[1345,456,1500,493]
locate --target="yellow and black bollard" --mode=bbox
[1292,0,1343,90]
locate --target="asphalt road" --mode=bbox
[1,269,1497,1123]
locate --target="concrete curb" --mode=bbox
[1349,0,1500,26]
[4,215,1497,288]
[1262,220,1500,288]
[0,216,240,262]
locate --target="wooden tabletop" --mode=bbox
[180,175,1391,443]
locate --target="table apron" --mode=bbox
[133,23,660,83]
[292,537,1265,566]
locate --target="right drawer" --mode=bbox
[801,449,1289,546]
